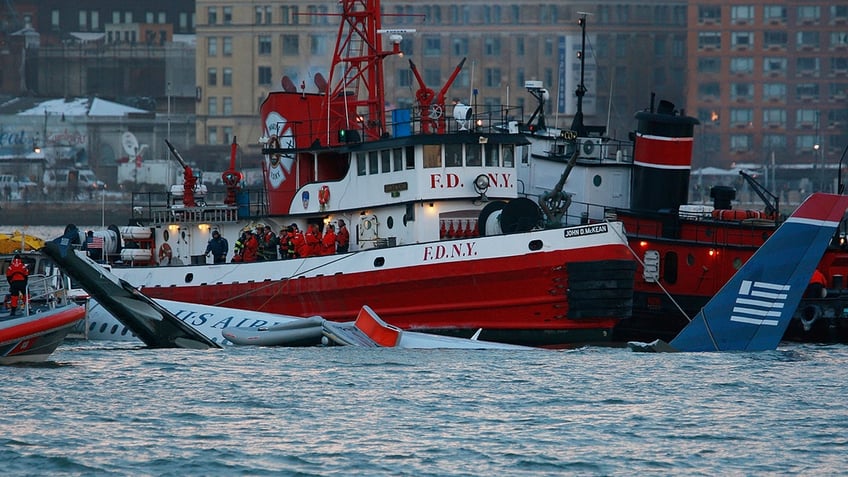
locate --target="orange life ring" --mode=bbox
[158,243,172,264]
[318,185,330,205]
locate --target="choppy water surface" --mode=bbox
[2,342,846,476]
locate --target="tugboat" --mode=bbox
[76,0,636,347]
[517,14,848,343]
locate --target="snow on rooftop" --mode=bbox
[17,97,149,117]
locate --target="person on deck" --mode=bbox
[321,224,337,256]
[291,224,306,258]
[806,269,828,298]
[5,254,29,316]
[205,230,229,264]
[242,230,260,263]
[336,219,350,253]
[304,224,322,257]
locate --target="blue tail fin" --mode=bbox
[657,193,847,352]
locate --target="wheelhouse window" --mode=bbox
[423,145,442,168]
[465,144,481,166]
[484,143,499,166]
[445,143,462,167]
[392,148,403,171]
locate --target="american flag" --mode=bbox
[89,236,104,249]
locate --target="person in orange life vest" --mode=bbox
[806,268,828,298]
[321,224,337,256]
[336,219,350,253]
[291,224,307,258]
[5,254,29,316]
[303,224,321,257]
[242,230,260,262]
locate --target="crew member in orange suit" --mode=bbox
[5,254,29,316]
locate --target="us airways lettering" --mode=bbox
[173,308,274,329]
[563,223,609,238]
[422,241,478,261]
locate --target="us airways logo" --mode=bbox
[729,280,789,327]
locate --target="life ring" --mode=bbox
[318,185,330,205]
[158,243,172,264]
[267,135,282,166]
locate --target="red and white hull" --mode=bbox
[107,223,634,346]
[0,304,86,364]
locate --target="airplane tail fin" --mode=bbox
[639,193,848,352]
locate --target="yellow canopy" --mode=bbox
[0,231,45,254]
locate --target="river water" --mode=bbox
[2,341,847,476]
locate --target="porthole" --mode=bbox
[110,324,118,334]
[686,253,695,266]
[99,323,107,333]
[528,240,543,251]
[387,216,394,229]
[185,273,194,283]
[593,175,602,187]
[163,230,170,241]
[374,257,385,267]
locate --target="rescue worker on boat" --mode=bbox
[260,225,279,261]
[232,231,247,262]
[5,254,29,316]
[336,219,350,253]
[205,230,229,264]
[321,223,337,256]
[806,268,828,298]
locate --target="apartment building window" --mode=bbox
[698,82,720,98]
[258,66,272,86]
[255,6,263,25]
[796,57,820,74]
[146,12,154,23]
[731,5,754,24]
[310,35,327,55]
[258,36,272,55]
[79,10,87,30]
[454,69,469,87]
[398,70,412,88]
[207,68,217,86]
[832,58,848,73]
[223,68,232,87]
[223,7,232,25]
[731,32,753,49]
[763,57,786,75]
[731,83,753,101]
[730,57,753,74]
[763,134,786,149]
[223,127,233,145]
[833,5,848,21]
[424,69,441,86]
[125,11,132,23]
[423,36,441,56]
[596,36,608,57]
[763,31,787,48]
[763,6,786,23]
[265,6,272,24]
[796,83,819,98]
[401,38,413,56]
[831,83,848,98]
[208,37,217,56]
[453,37,469,56]
[92,11,100,29]
[223,37,232,56]
[832,32,848,47]
[763,108,786,127]
[654,36,666,57]
[52,10,59,29]
[796,109,818,127]
[208,7,217,25]
[828,109,848,125]
[763,83,786,100]
[796,135,817,152]
[484,37,502,56]
[282,35,299,55]
[208,97,218,116]
[112,11,120,24]
[485,68,502,87]
[698,32,721,50]
[730,108,753,126]
[424,6,442,23]
[179,12,187,31]
[223,97,233,116]
[797,31,820,49]
[797,6,820,23]
[698,57,720,73]
[730,135,751,151]
[545,38,554,56]
[281,6,299,25]
[516,68,525,87]
[157,12,165,24]
[511,5,520,24]
[698,5,721,23]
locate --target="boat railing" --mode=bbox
[276,104,527,150]
[130,189,268,225]
[0,274,72,316]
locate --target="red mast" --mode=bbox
[325,0,399,142]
